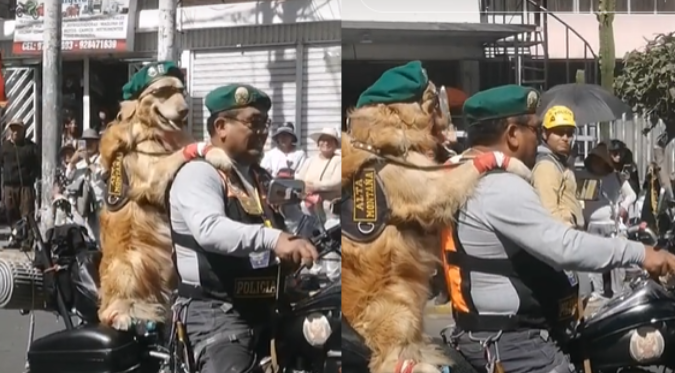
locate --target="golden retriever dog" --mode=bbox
[97,75,231,331]
[342,81,476,373]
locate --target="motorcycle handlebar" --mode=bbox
[626,224,659,245]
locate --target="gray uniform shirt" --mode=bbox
[169,161,281,285]
[457,172,645,315]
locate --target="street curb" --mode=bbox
[425,304,453,315]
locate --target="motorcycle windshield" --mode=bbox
[587,279,673,323]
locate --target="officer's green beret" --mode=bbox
[122,61,184,100]
[204,84,272,115]
[463,85,540,124]
[356,61,429,108]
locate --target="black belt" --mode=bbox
[453,311,546,332]
[178,283,228,301]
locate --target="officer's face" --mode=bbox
[218,106,270,163]
[509,114,541,169]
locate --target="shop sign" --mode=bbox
[12,0,138,55]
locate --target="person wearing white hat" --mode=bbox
[261,122,306,178]
[64,128,105,244]
[296,127,341,223]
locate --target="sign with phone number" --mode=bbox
[12,39,127,54]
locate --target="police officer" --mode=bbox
[442,85,675,372]
[168,84,318,373]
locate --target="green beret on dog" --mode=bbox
[356,61,429,108]
[122,61,184,100]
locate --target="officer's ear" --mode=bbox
[210,114,231,138]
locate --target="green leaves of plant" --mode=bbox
[615,32,675,123]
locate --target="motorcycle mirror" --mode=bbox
[329,198,341,216]
[438,86,452,127]
[267,179,305,205]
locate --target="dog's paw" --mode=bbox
[204,147,232,172]
[110,313,134,331]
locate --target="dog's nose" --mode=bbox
[178,108,189,119]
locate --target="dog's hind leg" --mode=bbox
[99,246,168,331]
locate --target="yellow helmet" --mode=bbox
[543,105,576,129]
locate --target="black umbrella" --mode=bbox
[537,83,632,125]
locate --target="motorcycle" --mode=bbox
[344,199,675,372]
[261,179,342,373]
[2,179,339,373]
[15,1,41,19]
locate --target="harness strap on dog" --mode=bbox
[350,140,457,171]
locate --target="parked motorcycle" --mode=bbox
[1,179,339,373]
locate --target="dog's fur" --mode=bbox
[97,76,232,330]
[342,82,531,373]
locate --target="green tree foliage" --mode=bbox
[615,32,675,126]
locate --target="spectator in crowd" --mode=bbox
[95,109,110,133]
[608,139,640,195]
[0,120,40,244]
[65,129,104,243]
[261,122,306,178]
[296,127,341,224]
[54,144,75,193]
[584,142,637,300]
[62,110,79,148]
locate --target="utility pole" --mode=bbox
[40,0,62,229]
[158,0,178,61]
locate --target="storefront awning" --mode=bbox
[342,20,536,46]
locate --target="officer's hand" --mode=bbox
[642,245,675,277]
[273,232,319,266]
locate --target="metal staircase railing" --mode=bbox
[482,0,598,90]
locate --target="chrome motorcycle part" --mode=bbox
[0,256,49,310]
[302,313,332,347]
[628,326,665,363]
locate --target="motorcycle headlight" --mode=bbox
[302,313,332,347]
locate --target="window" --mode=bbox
[631,0,657,13]
[547,0,575,11]
[656,0,675,13]
[488,0,524,12]
[579,0,594,12]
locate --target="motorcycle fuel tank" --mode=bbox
[571,280,675,370]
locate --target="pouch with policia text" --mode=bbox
[341,163,390,243]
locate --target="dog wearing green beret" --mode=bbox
[97,62,232,331]
[341,61,455,373]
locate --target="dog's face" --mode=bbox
[138,76,189,132]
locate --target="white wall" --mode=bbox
[548,14,675,59]
[342,0,481,24]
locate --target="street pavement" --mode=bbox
[0,310,63,373]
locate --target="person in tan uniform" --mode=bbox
[532,105,584,228]
[532,106,592,300]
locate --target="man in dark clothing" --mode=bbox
[1,120,40,231]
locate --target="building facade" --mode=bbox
[0,0,340,156]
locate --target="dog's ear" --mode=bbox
[118,100,137,121]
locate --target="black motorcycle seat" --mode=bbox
[27,324,142,373]
[29,323,138,353]
[342,318,372,372]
